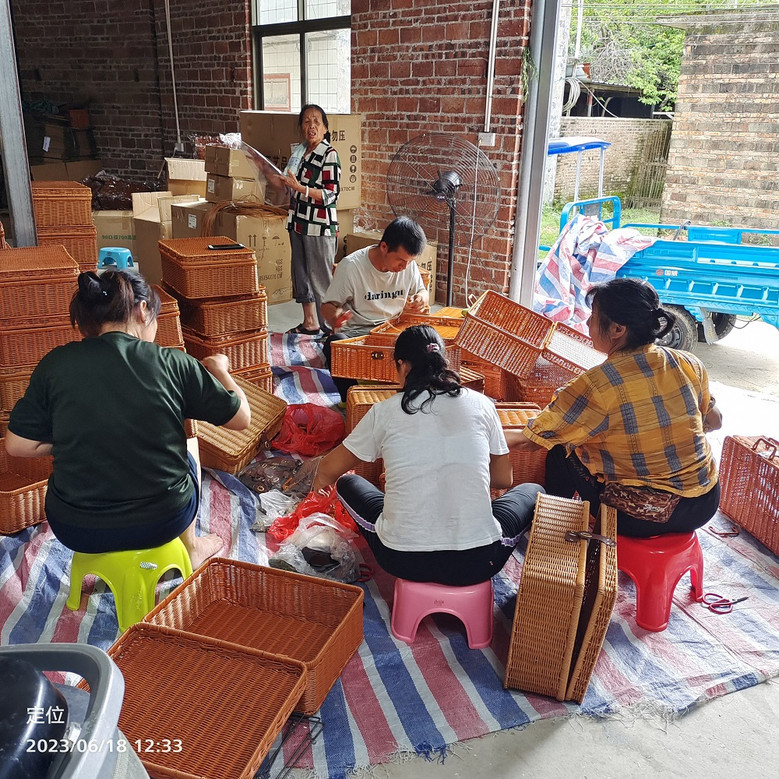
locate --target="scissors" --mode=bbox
[700,592,749,614]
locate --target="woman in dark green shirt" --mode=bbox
[6,270,250,567]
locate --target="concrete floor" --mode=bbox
[269,301,779,779]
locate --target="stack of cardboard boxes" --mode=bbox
[204,146,265,204]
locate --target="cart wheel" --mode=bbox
[656,306,697,352]
[696,313,737,343]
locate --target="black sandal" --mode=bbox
[287,323,322,336]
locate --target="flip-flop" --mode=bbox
[287,323,322,335]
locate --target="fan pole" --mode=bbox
[446,201,456,306]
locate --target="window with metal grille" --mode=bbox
[252,1,351,114]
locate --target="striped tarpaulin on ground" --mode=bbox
[1,332,777,778]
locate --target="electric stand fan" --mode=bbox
[386,133,501,306]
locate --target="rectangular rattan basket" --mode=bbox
[197,376,286,473]
[233,362,274,394]
[368,313,464,344]
[183,327,269,372]
[461,352,512,401]
[31,180,93,227]
[159,236,259,299]
[144,557,365,715]
[37,225,98,272]
[494,402,545,491]
[719,435,779,554]
[504,494,617,703]
[0,367,33,412]
[345,385,398,487]
[178,290,269,336]
[455,291,554,379]
[331,333,461,382]
[108,622,307,779]
[0,320,79,368]
[0,246,79,323]
[0,443,48,534]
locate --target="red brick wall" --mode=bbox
[351,0,532,305]
[12,0,252,182]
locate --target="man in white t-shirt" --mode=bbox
[321,216,430,398]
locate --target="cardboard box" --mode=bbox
[216,210,292,304]
[205,173,265,204]
[165,158,207,198]
[239,111,362,210]
[66,159,104,181]
[343,230,439,303]
[93,210,136,257]
[336,209,354,262]
[204,145,257,179]
[132,191,202,283]
[171,201,213,239]
[30,162,69,181]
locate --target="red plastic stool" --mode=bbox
[390,578,494,649]
[617,531,704,632]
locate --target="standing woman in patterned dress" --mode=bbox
[284,104,341,335]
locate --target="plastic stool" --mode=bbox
[98,247,134,270]
[617,531,704,632]
[390,578,494,649]
[66,538,192,631]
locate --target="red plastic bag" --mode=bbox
[273,403,345,457]
[268,483,357,541]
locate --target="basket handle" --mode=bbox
[752,437,779,460]
[565,530,617,548]
[370,351,386,360]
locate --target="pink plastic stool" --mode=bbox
[617,531,704,632]
[390,578,494,649]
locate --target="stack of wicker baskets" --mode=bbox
[0,245,81,533]
[159,236,272,393]
[33,181,98,273]
[455,292,603,406]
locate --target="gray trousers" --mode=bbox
[289,230,336,328]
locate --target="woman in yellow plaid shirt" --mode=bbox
[509,278,722,537]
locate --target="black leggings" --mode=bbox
[322,331,358,401]
[544,445,720,538]
[336,473,544,586]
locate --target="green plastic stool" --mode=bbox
[66,538,193,631]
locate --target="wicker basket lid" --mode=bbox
[159,236,255,264]
[197,376,287,458]
[182,326,268,347]
[0,245,79,279]
[31,180,91,194]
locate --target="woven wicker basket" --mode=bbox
[455,291,554,379]
[331,334,461,382]
[504,494,617,703]
[368,313,464,345]
[458,365,485,393]
[0,246,79,322]
[345,385,398,487]
[197,376,286,473]
[0,320,79,368]
[0,443,49,534]
[0,367,33,412]
[541,323,603,374]
[492,402,545,496]
[183,327,269,372]
[31,181,93,227]
[144,557,365,715]
[719,435,779,554]
[159,236,259,299]
[512,356,580,407]
[108,622,307,779]
[37,225,98,272]
[233,363,274,394]
[462,352,512,401]
[179,290,268,336]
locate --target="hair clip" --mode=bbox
[426,343,440,353]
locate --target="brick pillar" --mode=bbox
[352,0,531,306]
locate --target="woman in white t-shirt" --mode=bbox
[313,325,544,585]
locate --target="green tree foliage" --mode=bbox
[570,0,765,110]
